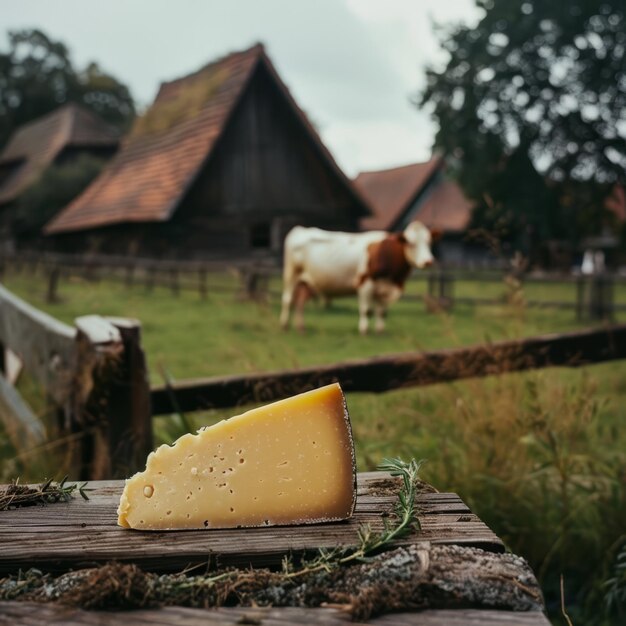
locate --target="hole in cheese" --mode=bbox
[117,383,356,530]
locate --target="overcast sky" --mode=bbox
[3,0,481,177]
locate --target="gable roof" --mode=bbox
[355,158,442,231]
[46,44,368,235]
[0,103,120,205]
[409,180,473,232]
[354,157,473,233]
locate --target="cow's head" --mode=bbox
[402,221,435,268]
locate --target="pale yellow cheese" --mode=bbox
[117,383,356,530]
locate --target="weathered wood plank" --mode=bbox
[0,283,75,404]
[0,602,551,626]
[0,475,503,573]
[0,374,46,450]
[150,324,626,413]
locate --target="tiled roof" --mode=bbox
[0,103,120,205]
[355,158,442,231]
[46,44,368,234]
[412,180,473,233]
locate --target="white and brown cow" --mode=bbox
[280,221,435,334]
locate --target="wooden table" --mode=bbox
[0,473,550,625]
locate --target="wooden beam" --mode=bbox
[0,603,552,626]
[151,325,626,414]
[0,475,503,573]
[0,284,75,405]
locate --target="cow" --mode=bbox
[280,221,435,334]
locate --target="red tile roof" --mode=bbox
[0,103,119,205]
[355,158,442,230]
[413,180,473,233]
[46,44,368,235]
[355,158,473,233]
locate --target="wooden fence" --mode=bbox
[3,281,626,479]
[0,251,277,302]
[0,284,152,480]
[149,325,626,413]
[1,251,623,319]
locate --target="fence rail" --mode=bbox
[3,251,625,317]
[150,325,626,415]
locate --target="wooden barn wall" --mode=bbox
[175,63,362,255]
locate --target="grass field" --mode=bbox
[2,268,626,624]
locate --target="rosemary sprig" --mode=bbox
[0,476,90,511]
[285,457,424,578]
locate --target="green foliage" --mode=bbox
[13,154,105,238]
[0,29,135,147]
[421,0,626,258]
[604,543,626,619]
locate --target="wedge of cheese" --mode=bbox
[117,383,356,530]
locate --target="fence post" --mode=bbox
[199,267,207,299]
[146,265,156,292]
[442,271,455,310]
[71,316,152,480]
[125,263,135,288]
[170,266,179,296]
[425,269,453,312]
[46,265,60,304]
[576,275,584,321]
[577,273,614,322]
[591,273,614,321]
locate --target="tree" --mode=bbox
[12,154,105,242]
[421,0,625,259]
[0,29,135,148]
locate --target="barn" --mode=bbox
[0,103,120,250]
[354,157,489,266]
[46,44,369,258]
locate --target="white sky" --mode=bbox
[2,0,481,177]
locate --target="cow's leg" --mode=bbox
[280,283,295,330]
[294,281,314,332]
[280,263,301,330]
[357,279,375,335]
[374,300,387,333]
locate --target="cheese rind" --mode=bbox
[117,383,356,530]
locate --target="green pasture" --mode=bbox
[2,268,626,624]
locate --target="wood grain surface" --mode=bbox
[0,473,502,573]
[0,602,551,626]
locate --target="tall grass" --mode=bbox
[379,372,626,624]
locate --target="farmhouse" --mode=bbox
[0,103,120,249]
[354,157,485,265]
[46,44,369,258]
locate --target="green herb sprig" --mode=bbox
[0,476,90,511]
[284,457,424,578]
